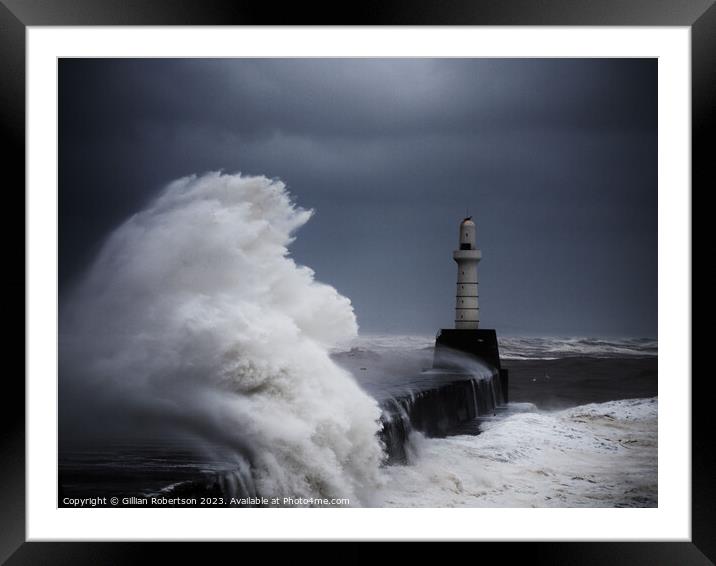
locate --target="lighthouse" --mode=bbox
[433,214,509,402]
[453,217,481,329]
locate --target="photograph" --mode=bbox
[56,57,658,509]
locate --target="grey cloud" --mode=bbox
[59,58,656,336]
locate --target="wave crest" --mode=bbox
[60,171,384,504]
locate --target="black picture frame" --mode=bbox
[5,0,710,562]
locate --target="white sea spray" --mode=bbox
[60,171,385,504]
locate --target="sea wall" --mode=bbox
[380,370,504,464]
[64,362,507,506]
[147,370,506,500]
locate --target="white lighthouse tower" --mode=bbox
[434,215,507,402]
[453,217,481,329]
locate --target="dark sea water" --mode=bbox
[59,335,657,508]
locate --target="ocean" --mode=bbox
[59,334,657,508]
[339,334,658,508]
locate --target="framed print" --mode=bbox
[5,0,712,562]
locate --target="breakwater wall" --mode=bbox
[380,369,505,464]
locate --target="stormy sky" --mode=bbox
[59,58,657,337]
